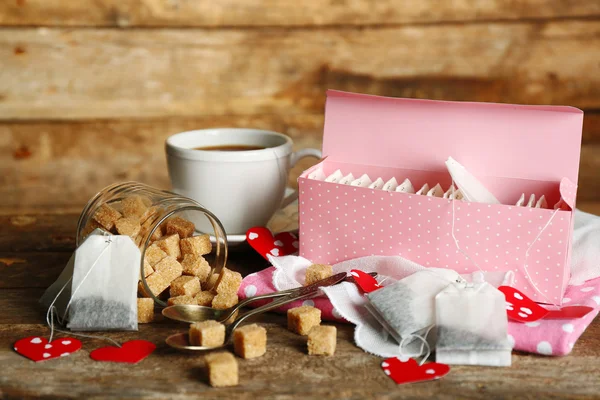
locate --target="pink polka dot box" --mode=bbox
[298,90,583,305]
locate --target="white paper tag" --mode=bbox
[350,174,372,187]
[535,195,547,209]
[308,168,326,181]
[382,177,398,191]
[339,173,355,185]
[416,183,430,196]
[526,194,536,207]
[368,177,385,190]
[515,193,526,206]
[325,169,344,183]
[427,183,444,197]
[395,178,415,194]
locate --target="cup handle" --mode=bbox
[280,148,322,208]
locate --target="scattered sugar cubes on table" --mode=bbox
[212,292,239,310]
[305,264,333,286]
[168,295,197,306]
[205,352,238,387]
[287,305,321,335]
[115,216,141,238]
[170,275,201,297]
[137,298,154,323]
[181,254,211,282]
[233,324,267,359]
[165,216,195,238]
[307,325,337,356]
[214,268,243,294]
[196,291,216,306]
[180,235,212,256]
[155,234,181,259]
[93,203,122,231]
[190,320,226,347]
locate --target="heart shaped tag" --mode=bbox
[350,269,382,293]
[90,340,156,364]
[14,336,82,362]
[498,286,550,322]
[246,227,298,260]
[381,357,450,385]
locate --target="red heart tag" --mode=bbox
[246,227,298,260]
[350,269,382,293]
[90,340,156,364]
[544,306,594,320]
[498,286,550,322]
[381,357,450,385]
[14,336,81,362]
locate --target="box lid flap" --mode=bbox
[322,90,583,183]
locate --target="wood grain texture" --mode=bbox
[1,20,599,120]
[1,0,599,27]
[2,117,600,212]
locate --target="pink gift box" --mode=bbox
[298,90,583,304]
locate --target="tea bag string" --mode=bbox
[398,325,434,366]
[450,182,560,306]
[45,237,122,347]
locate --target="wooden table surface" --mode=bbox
[2,208,600,399]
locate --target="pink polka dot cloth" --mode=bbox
[239,267,600,356]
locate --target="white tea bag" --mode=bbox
[382,177,398,191]
[325,169,344,183]
[435,282,512,366]
[515,193,526,206]
[526,194,536,207]
[535,195,547,209]
[443,186,455,199]
[365,268,463,344]
[339,173,355,185]
[427,183,444,197]
[308,168,326,181]
[416,183,430,196]
[67,235,140,331]
[395,178,415,194]
[368,177,385,190]
[350,174,372,187]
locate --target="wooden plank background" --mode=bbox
[0,1,599,213]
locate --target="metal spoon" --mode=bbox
[165,272,347,351]
[162,272,376,324]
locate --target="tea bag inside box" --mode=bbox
[339,173,355,185]
[67,235,140,331]
[365,268,462,344]
[435,282,512,367]
[368,177,385,190]
[325,169,344,183]
[382,177,398,191]
[351,174,372,187]
[395,178,415,194]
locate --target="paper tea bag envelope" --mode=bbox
[298,90,583,304]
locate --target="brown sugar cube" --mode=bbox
[165,216,195,238]
[170,275,201,297]
[180,235,212,257]
[204,352,238,387]
[189,320,225,347]
[144,243,168,266]
[181,254,211,282]
[140,205,160,224]
[155,234,181,259]
[195,291,216,306]
[140,259,154,279]
[204,273,220,291]
[233,324,267,359]
[121,195,148,218]
[93,203,122,231]
[115,216,141,239]
[137,298,154,323]
[287,305,321,335]
[139,256,183,297]
[214,268,243,295]
[167,295,197,306]
[212,292,238,310]
[307,325,337,356]
[305,264,333,286]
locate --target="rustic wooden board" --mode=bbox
[0,294,599,399]
[2,115,600,211]
[1,21,599,120]
[1,0,599,27]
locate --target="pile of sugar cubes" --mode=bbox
[84,195,242,324]
[192,262,338,387]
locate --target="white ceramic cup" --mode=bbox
[166,128,321,235]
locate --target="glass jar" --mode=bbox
[76,181,228,307]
